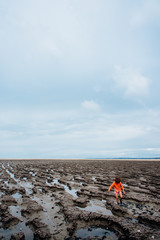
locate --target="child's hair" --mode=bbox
[115,177,121,183]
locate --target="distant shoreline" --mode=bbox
[0,158,160,161]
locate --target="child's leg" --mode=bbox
[119,192,123,203]
[115,193,119,204]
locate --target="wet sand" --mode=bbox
[0,159,160,240]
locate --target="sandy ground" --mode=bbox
[0,159,160,240]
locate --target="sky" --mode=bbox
[0,0,160,159]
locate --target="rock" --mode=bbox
[10,232,25,240]
[67,223,77,236]
[73,197,89,207]
[1,196,17,204]
[19,187,26,194]
[4,188,17,194]
[106,200,128,217]
[27,218,47,229]
[34,228,51,239]
[148,186,157,192]
[48,184,64,191]
[103,236,117,240]
[9,178,17,184]
[1,214,19,226]
[138,214,160,227]
[0,204,8,212]
[27,218,52,239]
[21,204,43,215]
[47,178,52,183]
[33,187,38,193]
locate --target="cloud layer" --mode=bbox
[114,66,150,97]
[0,106,159,158]
[0,1,160,158]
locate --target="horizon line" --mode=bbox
[0,158,160,161]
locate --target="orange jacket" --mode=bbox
[109,181,124,192]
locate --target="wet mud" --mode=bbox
[0,159,160,240]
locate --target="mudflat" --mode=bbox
[0,159,160,240]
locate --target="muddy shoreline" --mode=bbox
[0,160,160,239]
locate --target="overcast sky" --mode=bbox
[0,0,160,158]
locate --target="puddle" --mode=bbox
[18,181,33,195]
[5,168,15,180]
[7,202,34,240]
[68,180,83,186]
[47,179,78,198]
[0,222,34,240]
[29,171,36,176]
[62,184,78,198]
[76,226,119,239]
[2,166,55,235]
[42,204,56,231]
[77,199,113,216]
[9,206,22,219]
[12,193,22,202]
[7,163,13,170]
[2,164,5,170]
[124,217,139,223]
[4,180,9,185]
[52,179,59,185]
[0,191,4,197]
[12,192,22,198]
[38,188,43,192]
[46,179,58,186]
[30,194,56,234]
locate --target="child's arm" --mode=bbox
[108,182,115,191]
[120,183,125,194]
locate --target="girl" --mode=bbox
[108,177,125,204]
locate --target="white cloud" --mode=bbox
[0,106,160,158]
[105,125,145,141]
[113,66,150,97]
[146,148,153,151]
[81,100,101,111]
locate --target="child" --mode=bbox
[108,177,125,205]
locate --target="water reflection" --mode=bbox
[76,226,118,239]
[77,199,113,216]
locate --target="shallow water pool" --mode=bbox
[76,226,119,239]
